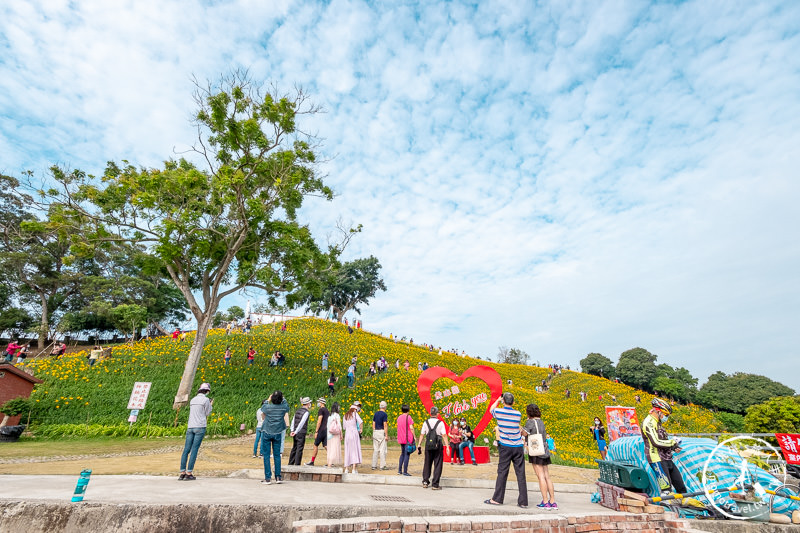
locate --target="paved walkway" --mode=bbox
[1,474,604,515]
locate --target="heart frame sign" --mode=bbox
[416,365,503,438]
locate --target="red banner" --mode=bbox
[775,433,800,465]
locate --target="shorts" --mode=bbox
[314,433,327,447]
[529,454,552,466]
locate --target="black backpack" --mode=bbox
[425,420,442,450]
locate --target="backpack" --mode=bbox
[425,420,443,450]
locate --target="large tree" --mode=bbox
[615,347,659,390]
[292,255,386,322]
[580,352,615,378]
[697,371,795,414]
[37,73,343,408]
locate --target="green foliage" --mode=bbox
[226,306,245,320]
[109,304,148,339]
[615,347,658,390]
[1,397,33,417]
[292,255,386,321]
[714,411,745,433]
[40,71,344,406]
[580,352,615,378]
[697,372,795,414]
[744,396,800,433]
[650,364,698,403]
[0,307,34,336]
[496,346,529,365]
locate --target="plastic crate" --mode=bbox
[596,459,650,490]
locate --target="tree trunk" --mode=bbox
[0,415,9,428]
[172,312,214,409]
[38,293,49,350]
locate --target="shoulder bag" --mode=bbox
[526,418,548,457]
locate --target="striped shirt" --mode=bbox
[493,406,524,447]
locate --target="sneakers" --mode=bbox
[184,474,196,481]
[422,482,429,488]
[547,502,558,510]
[178,473,186,481]
[260,479,272,485]
[536,501,548,508]
[472,461,478,466]
[403,473,411,476]
[305,461,315,466]
[275,476,283,484]
[431,486,442,490]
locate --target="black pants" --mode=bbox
[288,433,306,465]
[422,447,443,488]
[492,445,528,506]
[662,459,687,493]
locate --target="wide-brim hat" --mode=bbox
[317,398,326,405]
[199,383,211,392]
[300,396,312,405]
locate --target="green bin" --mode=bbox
[596,460,650,490]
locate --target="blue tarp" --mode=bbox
[606,436,800,516]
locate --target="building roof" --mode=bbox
[0,363,44,385]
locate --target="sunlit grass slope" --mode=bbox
[25,318,722,467]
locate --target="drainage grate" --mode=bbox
[370,495,413,502]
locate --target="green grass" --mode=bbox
[21,318,724,468]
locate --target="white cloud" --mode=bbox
[2,0,799,390]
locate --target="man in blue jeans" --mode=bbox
[179,383,213,480]
[260,390,290,484]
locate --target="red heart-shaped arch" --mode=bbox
[416,365,503,438]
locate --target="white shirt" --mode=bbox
[256,406,265,429]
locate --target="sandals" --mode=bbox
[483,499,501,506]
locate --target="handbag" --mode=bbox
[330,415,341,436]
[404,414,417,453]
[526,419,547,457]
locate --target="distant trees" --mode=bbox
[496,346,530,365]
[697,372,795,414]
[292,255,386,322]
[650,364,698,404]
[580,353,615,378]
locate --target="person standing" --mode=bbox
[253,400,266,458]
[419,406,448,490]
[247,346,256,366]
[347,362,356,388]
[326,402,342,467]
[484,393,528,508]
[288,397,312,465]
[224,346,232,366]
[523,404,556,510]
[371,401,389,470]
[178,383,213,481]
[590,417,607,460]
[306,398,330,466]
[322,352,329,370]
[260,390,290,484]
[343,404,363,473]
[396,404,416,476]
[328,372,337,396]
[643,398,687,494]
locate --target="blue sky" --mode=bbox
[2,0,799,390]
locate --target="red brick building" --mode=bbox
[0,363,43,426]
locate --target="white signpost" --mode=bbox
[127,382,152,423]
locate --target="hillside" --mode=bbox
[23,318,722,468]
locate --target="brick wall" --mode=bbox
[0,366,38,425]
[292,513,705,533]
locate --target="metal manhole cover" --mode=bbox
[370,495,413,502]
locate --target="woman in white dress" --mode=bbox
[343,404,363,473]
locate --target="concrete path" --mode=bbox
[0,474,603,515]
